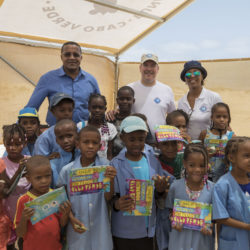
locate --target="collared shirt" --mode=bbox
[34,125,59,156]
[57,155,113,250]
[50,147,80,188]
[111,145,168,239]
[14,191,62,250]
[178,87,222,140]
[26,67,100,126]
[213,172,250,250]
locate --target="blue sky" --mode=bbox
[120,0,250,62]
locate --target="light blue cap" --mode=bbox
[120,116,148,133]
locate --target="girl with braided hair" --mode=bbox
[166,143,214,250]
[77,94,117,160]
[0,124,30,249]
[212,136,250,250]
[199,102,235,182]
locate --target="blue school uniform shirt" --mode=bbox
[111,145,171,239]
[34,125,59,156]
[166,178,215,250]
[212,172,250,250]
[26,67,100,126]
[156,165,176,250]
[50,147,80,188]
[57,155,113,250]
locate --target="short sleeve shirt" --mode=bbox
[178,88,222,140]
[14,191,62,250]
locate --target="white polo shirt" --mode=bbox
[178,87,222,140]
[128,80,176,133]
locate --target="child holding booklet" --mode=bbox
[14,156,71,250]
[213,137,250,250]
[57,125,117,250]
[166,143,214,250]
[50,119,80,188]
[111,116,170,250]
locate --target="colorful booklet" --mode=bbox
[25,186,68,225]
[204,138,228,158]
[70,165,110,196]
[172,199,212,231]
[124,179,154,216]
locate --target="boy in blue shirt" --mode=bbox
[57,125,116,250]
[34,93,74,156]
[111,116,171,250]
[50,119,80,188]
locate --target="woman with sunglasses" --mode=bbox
[178,60,222,140]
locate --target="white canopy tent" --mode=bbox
[0,0,194,56]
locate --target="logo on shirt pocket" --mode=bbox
[154,97,161,104]
[200,105,207,112]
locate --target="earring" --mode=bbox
[229,162,233,172]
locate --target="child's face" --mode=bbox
[171,115,187,133]
[88,97,106,121]
[184,152,207,184]
[27,164,52,196]
[55,124,77,152]
[116,90,134,113]
[51,100,74,121]
[76,131,101,161]
[4,133,25,162]
[230,141,250,174]
[212,106,229,130]
[157,141,178,160]
[121,130,147,160]
[19,117,39,139]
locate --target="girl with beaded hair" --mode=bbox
[166,143,215,250]
[0,124,30,249]
[213,136,250,250]
[77,94,117,160]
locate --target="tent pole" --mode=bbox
[0,56,36,87]
[113,55,119,109]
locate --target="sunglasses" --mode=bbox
[185,71,201,79]
[62,52,81,58]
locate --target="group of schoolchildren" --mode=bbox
[0,85,250,250]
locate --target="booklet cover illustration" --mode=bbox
[70,166,110,195]
[25,186,68,225]
[172,199,212,231]
[124,179,154,216]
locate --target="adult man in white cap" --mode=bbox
[128,53,176,135]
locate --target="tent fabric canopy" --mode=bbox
[0,0,193,55]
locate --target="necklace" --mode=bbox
[185,180,203,201]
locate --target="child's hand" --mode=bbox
[21,207,34,222]
[104,166,117,180]
[105,109,119,121]
[201,223,213,235]
[59,200,71,217]
[19,157,29,176]
[115,195,134,212]
[172,221,184,232]
[48,152,60,160]
[70,216,87,234]
[153,175,170,193]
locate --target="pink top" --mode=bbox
[1,157,30,221]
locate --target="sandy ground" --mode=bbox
[0,80,249,143]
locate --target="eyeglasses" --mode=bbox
[185,71,201,79]
[62,52,81,58]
